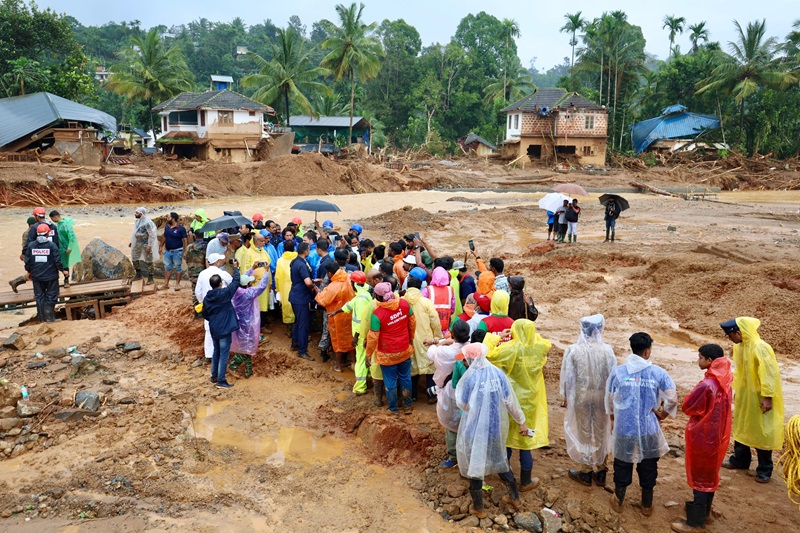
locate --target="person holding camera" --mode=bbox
[202,259,241,389]
[242,232,272,328]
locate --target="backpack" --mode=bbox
[565,207,579,222]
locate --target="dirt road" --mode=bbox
[0,174,798,531]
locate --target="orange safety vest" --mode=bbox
[428,285,453,332]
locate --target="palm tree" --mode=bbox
[561,12,586,67]
[1,58,47,96]
[483,64,535,104]
[108,28,194,134]
[688,22,710,53]
[241,27,330,126]
[696,19,796,146]
[320,2,384,147]
[663,15,686,58]
[500,19,521,98]
[313,93,348,117]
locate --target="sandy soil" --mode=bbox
[0,168,799,532]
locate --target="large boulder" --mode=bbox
[72,239,135,282]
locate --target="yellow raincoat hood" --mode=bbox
[731,316,784,450]
[488,319,552,450]
[490,290,510,316]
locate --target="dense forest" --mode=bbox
[2,0,800,158]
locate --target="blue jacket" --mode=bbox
[203,269,241,339]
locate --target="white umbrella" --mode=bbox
[538,192,572,213]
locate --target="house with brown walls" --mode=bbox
[500,88,607,166]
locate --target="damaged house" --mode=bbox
[499,88,607,166]
[0,92,117,164]
[153,90,276,162]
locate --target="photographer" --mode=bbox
[202,259,241,389]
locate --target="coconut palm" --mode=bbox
[241,27,330,126]
[696,19,796,145]
[108,28,194,133]
[688,22,710,53]
[313,93,348,117]
[320,2,384,147]
[561,12,586,67]
[483,64,535,104]
[500,18,521,99]
[663,15,686,58]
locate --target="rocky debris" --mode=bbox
[53,409,101,422]
[70,355,86,367]
[458,515,480,527]
[16,400,42,417]
[3,333,26,351]
[37,336,52,346]
[541,508,562,533]
[667,226,677,232]
[74,390,101,412]
[515,512,543,532]
[44,348,67,359]
[72,238,135,282]
[0,418,21,431]
[26,361,47,370]
[122,342,141,353]
[1,382,21,408]
[494,514,509,527]
[447,482,466,498]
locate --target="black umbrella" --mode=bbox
[199,214,252,234]
[599,194,630,212]
[290,199,342,222]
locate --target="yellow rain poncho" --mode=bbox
[488,319,551,450]
[732,317,785,450]
[403,287,442,376]
[275,251,297,324]
[243,245,271,312]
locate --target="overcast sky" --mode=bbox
[39,0,797,69]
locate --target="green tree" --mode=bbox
[108,27,194,134]
[663,15,686,58]
[688,22,710,53]
[484,63,535,104]
[1,57,47,96]
[561,12,586,67]
[696,19,796,149]
[320,2,384,146]
[500,19,521,100]
[241,27,330,126]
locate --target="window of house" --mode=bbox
[168,111,198,125]
[508,115,512,128]
[582,146,594,156]
[162,116,168,131]
[514,114,519,129]
[585,114,595,130]
[249,110,256,116]
[218,111,233,125]
[200,111,205,127]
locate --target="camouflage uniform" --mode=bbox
[185,241,208,313]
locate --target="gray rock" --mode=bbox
[0,418,21,431]
[2,333,26,351]
[26,361,47,369]
[74,391,101,412]
[480,517,493,528]
[458,515,480,527]
[72,238,135,282]
[494,514,509,527]
[667,226,677,232]
[540,508,562,533]
[37,336,52,346]
[53,409,101,422]
[45,348,67,359]
[123,342,141,353]
[70,355,86,366]
[515,512,543,532]
[16,401,42,417]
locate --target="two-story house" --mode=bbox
[500,88,608,167]
[152,90,274,162]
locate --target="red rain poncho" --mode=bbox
[315,269,355,353]
[682,357,733,492]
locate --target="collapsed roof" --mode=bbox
[631,105,720,153]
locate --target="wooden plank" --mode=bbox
[0,278,131,307]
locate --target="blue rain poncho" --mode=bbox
[456,344,526,479]
[605,353,678,463]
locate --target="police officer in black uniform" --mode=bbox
[25,224,67,323]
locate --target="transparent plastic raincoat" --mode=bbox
[405,287,442,376]
[731,317,785,450]
[315,269,355,353]
[427,341,466,432]
[605,354,678,463]
[130,208,159,263]
[275,251,297,324]
[456,344,526,479]
[560,315,617,467]
[683,356,733,492]
[231,273,270,355]
[488,319,551,450]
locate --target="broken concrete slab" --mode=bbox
[2,333,26,351]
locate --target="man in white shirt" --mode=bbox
[196,253,232,360]
[205,232,230,263]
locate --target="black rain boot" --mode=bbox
[373,380,384,407]
[568,469,593,487]
[44,306,60,323]
[641,488,654,517]
[63,275,70,288]
[671,502,707,532]
[500,476,522,512]
[593,470,607,487]
[410,375,420,402]
[705,493,715,523]
[9,275,27,293]
[611,228,615,242]
[611,486,626,513]
[469,489,487,519]
[520,468,541,492]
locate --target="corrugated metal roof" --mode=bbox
[462,133,497,151]
[288,115,369,128]
[0,92,117,148]
[210,75,234,83]
[631,107,720,153]
[152,90,272,113]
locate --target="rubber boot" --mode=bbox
[671,502,707,532]
[229,353,245,373]
[8,275,27,293]
[593,470,607,487]
[132,261,142,281]
[568,469,592,487]
[373,380,384,407]
[469,489,487,519]
[610,486,626,513]
[641,488,654,517]
[410,375,420,402]
[44,306,61,323]
[567,234,573,244]
[573,235,577,243]
[144,262,154,285]
[63,275,70,288]
[705,493,715,524]
[244,355,253,378]
[520,469,541,492]
[501,476,523,512]
[610,229,615,242]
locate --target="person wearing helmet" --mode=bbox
[23,207,59,257]
[251,213,265,230]
[25,224,67,322]
[9,216,38,292]
[348,224,363,241]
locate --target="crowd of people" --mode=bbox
[10,205,788,529]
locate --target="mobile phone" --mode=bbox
[228,258,234,264]
[526,429,535,437]
[468,240,474,251]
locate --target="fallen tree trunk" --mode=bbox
[630,180,680,198]
[99,166,155,177]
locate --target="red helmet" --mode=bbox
[32,207,46,217]
[252,213,264,221]
[351,271,367,284]
[36,224,50,234]
[291,216,302,225]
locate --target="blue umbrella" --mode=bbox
[290,199,342,222]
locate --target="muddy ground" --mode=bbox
[0,164,799,532]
